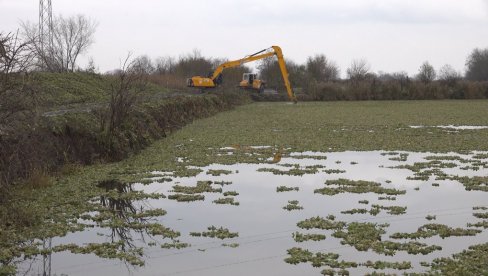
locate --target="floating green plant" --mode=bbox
[363,260,412,270]
[222,191,239,196]
[292,232,326,242]
[283,200,303,211]
[284,247,357,269]
[358,200,369,204]
[314,179,406,196]
[276,186,299,192]
[341,208,368,215]
[390,223,481,239]
[213,180,233,186]
[389,153,409,162]
[323,169,346,174]
[190,226,238,239]
[378,196,396,201]
[213,197,240,206]
[206,169,233,176]
[167,194,205,202]
[257,167,320,176]
[222,243,239,248]
[297,216,346,230]
[161,241,190,249]
[172,181,222,194]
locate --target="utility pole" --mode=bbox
[39,0,53,54]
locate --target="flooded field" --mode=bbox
[5,101,488,275]
[19,149,488,275]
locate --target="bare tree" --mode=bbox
[306,54,340,82]
[100,53,147,155]
[465,48,488,81]
[347,59,371,81]
[438,64,461,85]
[131,55,155,75]
[22,14,97,72]
[154,56,175,75]
[416,61,436,83]
[0,31,33,85]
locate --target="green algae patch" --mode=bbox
[190,226,238,239]
[315,179,406,196]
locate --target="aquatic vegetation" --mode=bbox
[222,243,239,248]
[291,155,328,160]
[473,212,488,219]
[467,220,488,228]
[363,260,412,270]
[350,161,358,165]
[167,193,205,202]
[425,215,436,221]
[190,226,238,239]
[284,247,357,269]
[358,200,369,204]
[378,196,396,201]
[381,152,399,156]
[389,153,409,162]
[206,169,233,176]
[341,208,368,215]
[171,180,222,194]
[332,222,386,251]
[276,186,299,192]
[292,232,326,242]
[454,176,488,192]
[297,216,346,230]
[432,183,440,187]
[213,197,240,206]
[370,204,407,215]
[323,169,346,174]
[428,243,488,275]
[161,241,190,249]
[473,206,488,210]
[257,166,320,176]
[283,200,303,211]
[213,180,232,186]
[222,191,239,196]
[390,224,481,239]
[173,168,203,177]
[314,179,406,196]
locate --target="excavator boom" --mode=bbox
[187,46,297,103]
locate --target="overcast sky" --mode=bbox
[2,0,488,76]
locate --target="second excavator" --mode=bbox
[187,46,297,103]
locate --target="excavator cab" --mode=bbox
[239,73,265,93]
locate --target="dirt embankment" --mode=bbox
[0,73,251,192]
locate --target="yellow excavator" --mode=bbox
[187,46,297,103]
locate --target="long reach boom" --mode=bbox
[187,46,297,103]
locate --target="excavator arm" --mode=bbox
[187,46,297,103]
